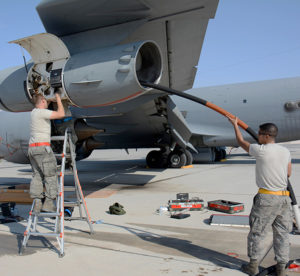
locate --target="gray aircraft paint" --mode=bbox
[1,77,300,164]
[0,111,30,163]
[178,77,300,147]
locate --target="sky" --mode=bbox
[0,0,300,88]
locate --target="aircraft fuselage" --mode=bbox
[0,77,300,164]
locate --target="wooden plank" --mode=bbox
[0,189,33,204]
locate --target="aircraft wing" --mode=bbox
[36,0,219,91]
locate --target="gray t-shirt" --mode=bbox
[29,108,53,144]
[249,143,291,191]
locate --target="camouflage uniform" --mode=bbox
[248,193,292,263]
[246,143,292,267]
[28,108,57,201]
[28,145,58,199]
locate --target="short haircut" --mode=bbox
[32,94,45,106]
[259,123,278,137]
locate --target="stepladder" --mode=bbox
[20,128,94,257]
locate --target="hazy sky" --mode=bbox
[194,0,300,87]
[0,0,299,88]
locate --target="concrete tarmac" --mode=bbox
[0,145,300,276]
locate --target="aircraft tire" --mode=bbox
[214,147,226,162]
[185,150,193,165]
[146,150,167,168]
[221,149,226,159]
[168,150,187,168]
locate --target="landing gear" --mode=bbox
[185,150,193,166]
[146,150,168,168]
[214,147,226,162]
[145,147,225,167]
[146,148,193,168]
[168,150,187,168]
[190,147,227,163]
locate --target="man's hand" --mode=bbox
[55,92,61,99]
[227,115,250,153]
[227,115,238,127]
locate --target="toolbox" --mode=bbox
[176,193,189,200]
[207,200,244,214]
[168,197,204,211]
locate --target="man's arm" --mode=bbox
[227,116,250,153]
[50,93,65,119]
[288,161,292,178]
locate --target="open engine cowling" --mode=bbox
[0,33,162,112]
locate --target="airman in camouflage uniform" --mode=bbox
[28,93,65,213]
[228,117,292,276]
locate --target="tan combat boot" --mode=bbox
[241,259,259,275]
[33,198,42,213]
[276,263,287,276]
[41,198,56,212]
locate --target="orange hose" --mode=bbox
[206,102,249,130]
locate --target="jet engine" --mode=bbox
[0,33,162,112]
[0,66,34,112]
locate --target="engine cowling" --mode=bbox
[0,65,34,112]
[0,33,162,112]
[64,40,162,107]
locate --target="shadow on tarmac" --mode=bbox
[70,222,247,272]
[0,177,30,187]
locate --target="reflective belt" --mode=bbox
[29,142,51,147]
[258,188,290,196]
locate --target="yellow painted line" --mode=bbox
[220,159,227,162]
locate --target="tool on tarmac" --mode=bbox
[208,200,244,214]
[168,198,204,211]
[168,193,204,211]
[20,128,93,257]
[170,213,190,219]
[210,214,249,227]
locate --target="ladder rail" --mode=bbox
[69,135,94,233]
[59,128,69,255]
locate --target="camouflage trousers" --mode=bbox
[248,193,292,263]
[28,146,58,199]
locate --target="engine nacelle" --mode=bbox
[0,66,34,112]
[0,33,162,112]
[64,41,162,107]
